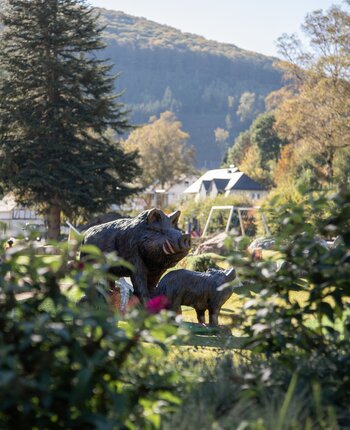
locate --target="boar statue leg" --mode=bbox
[196,309,206,324]
[130,271,150,304]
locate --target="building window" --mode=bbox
[13,208,38,220]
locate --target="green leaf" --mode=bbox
[276,373,298,430]
[342,232,350,247]
[318,302,334,322]
[71,367,92,404]
[144,412,161,429]
[80,245,103,257]
[0,371,15,386]
[158,391,181,405]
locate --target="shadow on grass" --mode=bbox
[176,321,250,349]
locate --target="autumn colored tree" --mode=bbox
[250,112,286,164]
[236,92,257,123]
[214,127,230,162]
[225,112,285,187]
[274,3,350,184]
[225,130,252,168]
[274,145,296,185]
[239,145,270,186]
[123,111,195,188]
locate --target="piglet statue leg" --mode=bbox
[209,311,219,327]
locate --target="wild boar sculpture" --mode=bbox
[81,208,191,304]
[153,268,236,326]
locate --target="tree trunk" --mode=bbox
[47,200,61,241]
[326,151,334,182]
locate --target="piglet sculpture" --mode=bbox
[153,268,236,326]
[81,208,191,304]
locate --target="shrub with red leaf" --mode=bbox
[146,295,169,314]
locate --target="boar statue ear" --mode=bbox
[169,210,181,226]
[147,208,163,224]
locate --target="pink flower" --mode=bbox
[146,295,169,314]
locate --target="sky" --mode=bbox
[89,0,341,57]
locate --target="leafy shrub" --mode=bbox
[224,189,350,426]
[0,243,190,429]
[3,190,350,429]
[187,254,220,272]
[177,194,253,234]
[166,190,350,429]
[175,253,224,272]
[260,187,337,236]
[163,354,341,430]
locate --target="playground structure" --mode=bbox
[201,206,270,237]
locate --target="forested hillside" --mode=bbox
[97,8,283,168]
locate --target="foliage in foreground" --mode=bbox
[0,244,191,429]
[164,190,350,429]
[164,354,342,430]
[2,190,350,429]
[231,190,350,427]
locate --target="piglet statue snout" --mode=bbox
[224,268,236,282]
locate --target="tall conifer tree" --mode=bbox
[0,0,141,239]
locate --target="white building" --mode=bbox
[166,175,199,206]
[124,176,199,210]
[0,194,45,237]
[183,166,267,202]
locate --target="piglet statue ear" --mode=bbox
[225,268,236,282]
[169,210,181,226]
[147,208,163,224]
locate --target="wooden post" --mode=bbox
[225,206,235,233]
[237,209,245,236]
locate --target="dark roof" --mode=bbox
[229,175,266,191]
[212,178,229,190]
[201,180,212,191]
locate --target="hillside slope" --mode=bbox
[0,2,282,168]
[97,9,283,168]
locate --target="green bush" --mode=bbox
[224,189,350,426]
[164,189,350,428]
[163,354,342,430]
[260,187,337,236]
[3,190,350,429]
[174,252,226,272]
[190,254,220,272]
[178,194,253,235]
[0,243,190,429]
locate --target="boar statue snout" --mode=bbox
[162,234,191,256]
[179,234,191,250]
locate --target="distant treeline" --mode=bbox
[97,8,283,168]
